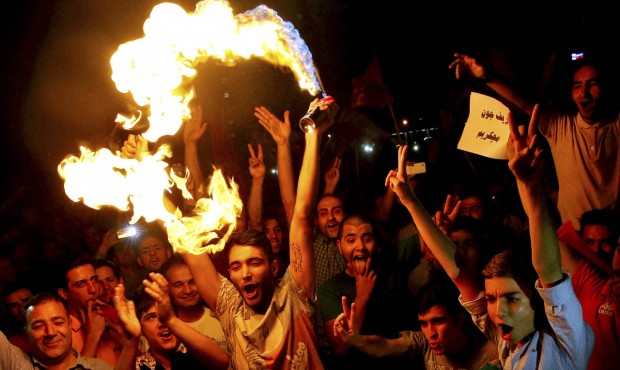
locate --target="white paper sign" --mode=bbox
[457,92,510,160]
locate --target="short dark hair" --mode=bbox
[317,193,347,215]
[2,281,33,301]
[23,292,68,320]
[160,253,187,277]
[133,286,156,319]
[481,248,547,330]
[57,255,96,290]
[94,258,121,280]
[579,208,620,242]
[122,221,173,257]
[416,278,462,318]
[225,229,274,264]
[337,214,374,241]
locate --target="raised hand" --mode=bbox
[82,300,106,339]
[333,296,361,346]
[507,104,544,183]
[324,156,341,194]
[448,53,486,80]
[184,105,207,145]
[248,143,266,179]
[143,272,175,324]
[433,194,462,234]
[350,258,376,305]
[254,106,291,146]
[113,284,141,343]
[385,145,414,201]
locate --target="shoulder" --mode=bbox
[77,355,114,370]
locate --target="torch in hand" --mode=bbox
[299,93,336,133]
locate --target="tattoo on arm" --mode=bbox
[290,242,303,272]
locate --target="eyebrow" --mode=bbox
[486,290,521,297]
[31,316,66,324]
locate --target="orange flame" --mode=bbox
[110,0,321,142]
[60,0,320,254]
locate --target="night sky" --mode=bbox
[0,0,616,208]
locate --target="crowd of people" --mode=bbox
[0,50,619,370]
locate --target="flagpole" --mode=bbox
[389,104,404,146]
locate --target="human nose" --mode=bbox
[87,281,98,294]
[494,299,507,317]
[428,325,438,339]
[44,322,57,336]
[181,283,192,294]
[241,265,251,279]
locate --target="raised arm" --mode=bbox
[449,53,535,117]
[323,156,341,195]
[333,296,409,357]
[143,273,229,370]
[289,98,337,297]
[181,250,220,310]
[507,104,563,287]
[385,146,481,300]
[247,143,266,230]
[254,106,296,225]
[112,284,140,370]
[183,105,208,200]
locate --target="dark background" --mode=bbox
[0,0,616,212]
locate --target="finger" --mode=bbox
[528,104,540,138]
[384,169,397,188]
[507,110,522,143]
[365,258,372,274]
[341,296,350,320]
[397,145,407,177]
[257,143,263,160]
[283,110,291,125]
[450,200,462,220]
[247,143,256,158]
[443,194,452,214]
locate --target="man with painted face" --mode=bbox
[317,214,409,369]
[183,98,337,369]
[386,106,594,369]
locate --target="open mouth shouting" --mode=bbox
[159,328,174,341]
[498,323,514,341]
[242,283,260,301]
[325,220,339,235]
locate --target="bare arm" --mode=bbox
[184,105,207,200]
[449,53,535,116]
[289,99,337,296]
[247,143,266,230]
[181,251,220,311]
[333,297,409,357]
[507,104,563,287]
[112,284,140,370]
[254,106,296,225]
[325,261,377,355]
[386,146,481,301]
[143,273,229,370]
